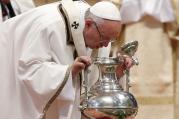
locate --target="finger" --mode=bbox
[123,57,133,69]
[77,57,91,66]
[76,62,86,70]
[125,60,132,68]
[73,61,86,69]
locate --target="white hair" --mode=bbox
[85,8,105,25]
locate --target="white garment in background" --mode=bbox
[0,1,110,119]
[120,0,175,23]
[0,0,35,22]
[11,0,35,14]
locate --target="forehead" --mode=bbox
[100,20,122,36]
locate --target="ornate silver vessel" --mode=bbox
[80,41,139,119]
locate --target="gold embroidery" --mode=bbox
[40,66,71,119]
[58,3,74,45]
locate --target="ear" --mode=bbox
[85,18,93,29]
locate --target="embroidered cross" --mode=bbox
[71,21,79,29]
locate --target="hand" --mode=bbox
[71,56,92,79]
[116,55,134,78]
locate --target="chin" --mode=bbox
[88,46,98,49]
[96,46,101,49]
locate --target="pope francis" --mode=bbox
[0,0,131,119]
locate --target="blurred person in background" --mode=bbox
[0,0,35,22]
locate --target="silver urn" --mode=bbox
[80,41,139,119]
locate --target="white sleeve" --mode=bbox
[18,23,71,109]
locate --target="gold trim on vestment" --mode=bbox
[39,66,71,119]
[58,3,74,45]
[39,3,74,118]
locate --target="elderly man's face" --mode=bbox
[84,19,122,49]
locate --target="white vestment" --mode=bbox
[0,1,110,119]
[120,0,175,23]
[0,0,35,22]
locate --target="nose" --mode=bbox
[101,41,109,47]
[104,42,109,47]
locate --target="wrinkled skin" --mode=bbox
[71,19,133,79]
